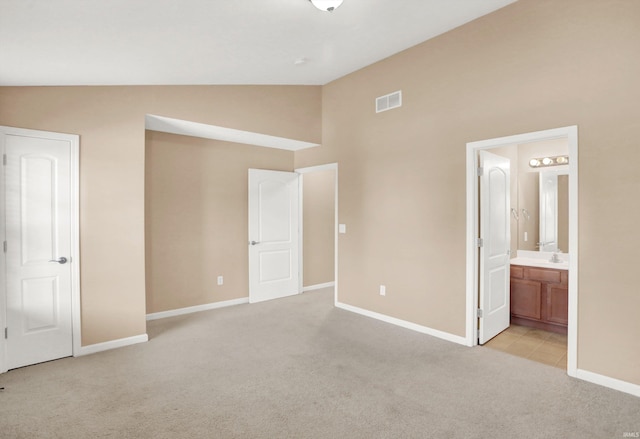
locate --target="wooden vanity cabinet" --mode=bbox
[510,265,568,334]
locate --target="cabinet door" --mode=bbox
[546,284,568,325]
[510,279,541,320]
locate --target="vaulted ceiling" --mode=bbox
[0,0,517,86]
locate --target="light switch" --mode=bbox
[339,224,346,234]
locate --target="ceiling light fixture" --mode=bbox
[309,0,344,12]
[528,155,569,168]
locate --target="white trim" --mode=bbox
[336,302,468,346]
[294,163,339,307]
[69,133,82,361]
[566,128,579,375]
[575,369,640,398]
[302,282,335,292]
[0,132,6,373]
[76,334,148,357]
[334,167,339,307]
[298,174,304,293]
[0,126,81,374]
[146,297,249,321]
[465,126,579,373]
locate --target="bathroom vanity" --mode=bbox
[510,253,568,334]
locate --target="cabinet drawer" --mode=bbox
[510,266,524,279]
[524,267,562,284]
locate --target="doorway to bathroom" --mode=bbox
[465,126,578,377]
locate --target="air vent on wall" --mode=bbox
[376,90,402,113]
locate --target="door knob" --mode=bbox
[49,257,68,264]
[249,241,260,246]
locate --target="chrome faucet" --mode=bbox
[549,252,561,263]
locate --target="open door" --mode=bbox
[248,169,300,303]
[478,150,511,344]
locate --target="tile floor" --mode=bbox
[484,324,567,369]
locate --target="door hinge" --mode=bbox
[477,166,483,176]
[476,238,483,248]
[477,308,483,318]
[2,154,6,166]
[3,241,6,253]
[4,327,7,339]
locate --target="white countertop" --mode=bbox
[510,250,569,270]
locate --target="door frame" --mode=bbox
[465,126,578,377]
[0,126,82,373]
[295,163,339,306]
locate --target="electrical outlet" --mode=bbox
[217,276,223,286]
[379,285,386,296]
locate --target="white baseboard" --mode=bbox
[335,302,467,346]
[576,368,640,398]
[303,282,335,292]
[146,297,249,321]
[76,334,148,357]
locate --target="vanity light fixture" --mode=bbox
[309,0,344,12]
[528,155,569,168]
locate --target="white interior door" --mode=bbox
[539,172,558,252]
[479,150,511,344]
[248,169,300,303]
[4,132,74,369]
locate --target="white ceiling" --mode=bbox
[0,0,517,86]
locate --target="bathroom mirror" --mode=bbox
[538,171,568,252]
[517,170,568,252]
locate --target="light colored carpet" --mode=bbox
[1,288,638,438]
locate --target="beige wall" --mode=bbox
[145,131,294,313]
[0,85,321,345]
[295,0,640,385]
[302,170,336,287]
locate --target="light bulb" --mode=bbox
[529,159,540,167]
[309,0,344,12]
[542,157,553,166]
